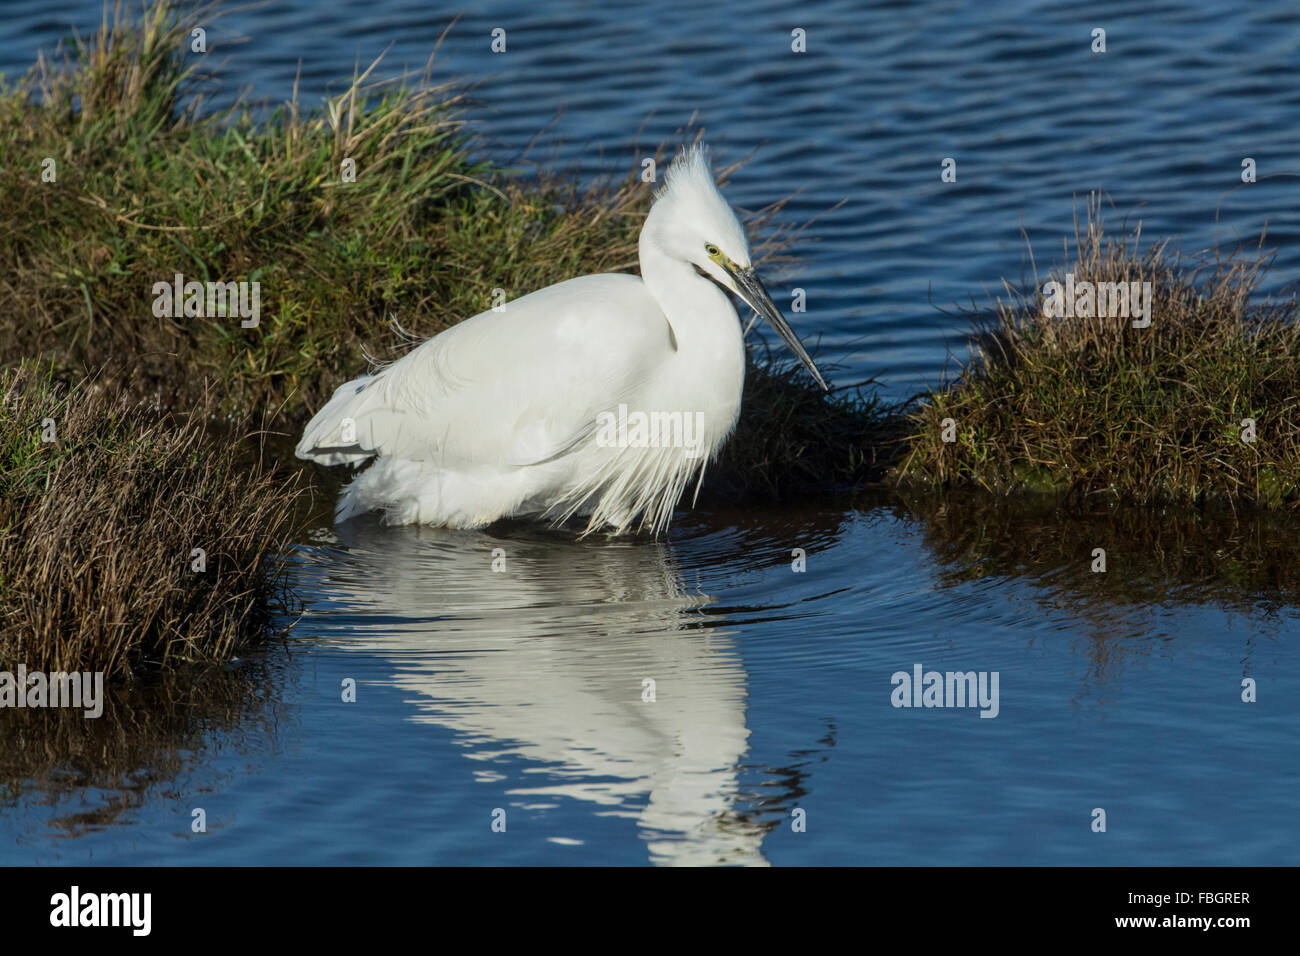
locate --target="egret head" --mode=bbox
[647,145,829,391]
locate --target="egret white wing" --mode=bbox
[296,274,674,470]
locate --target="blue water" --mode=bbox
[2,0,1299,865]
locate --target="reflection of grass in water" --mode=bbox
[897,485,1300,614]
[893,486,1298,700]
[0,657,287,837]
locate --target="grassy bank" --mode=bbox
[2,2,500,414]
[0,364,302,676]
[897,204,1300,511]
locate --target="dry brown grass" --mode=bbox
[0,364,303,676]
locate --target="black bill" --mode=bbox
[729,266,829,391]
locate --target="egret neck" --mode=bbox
[637,204,746,428]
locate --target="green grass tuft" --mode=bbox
[897,197,1300,511]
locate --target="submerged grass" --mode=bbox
[898,198,1300,511]
[712,349,904,500]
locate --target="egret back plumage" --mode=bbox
[295,144,827,534]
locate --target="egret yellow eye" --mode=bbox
[705,244,721,257]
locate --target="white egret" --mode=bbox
[295,144,828,534]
